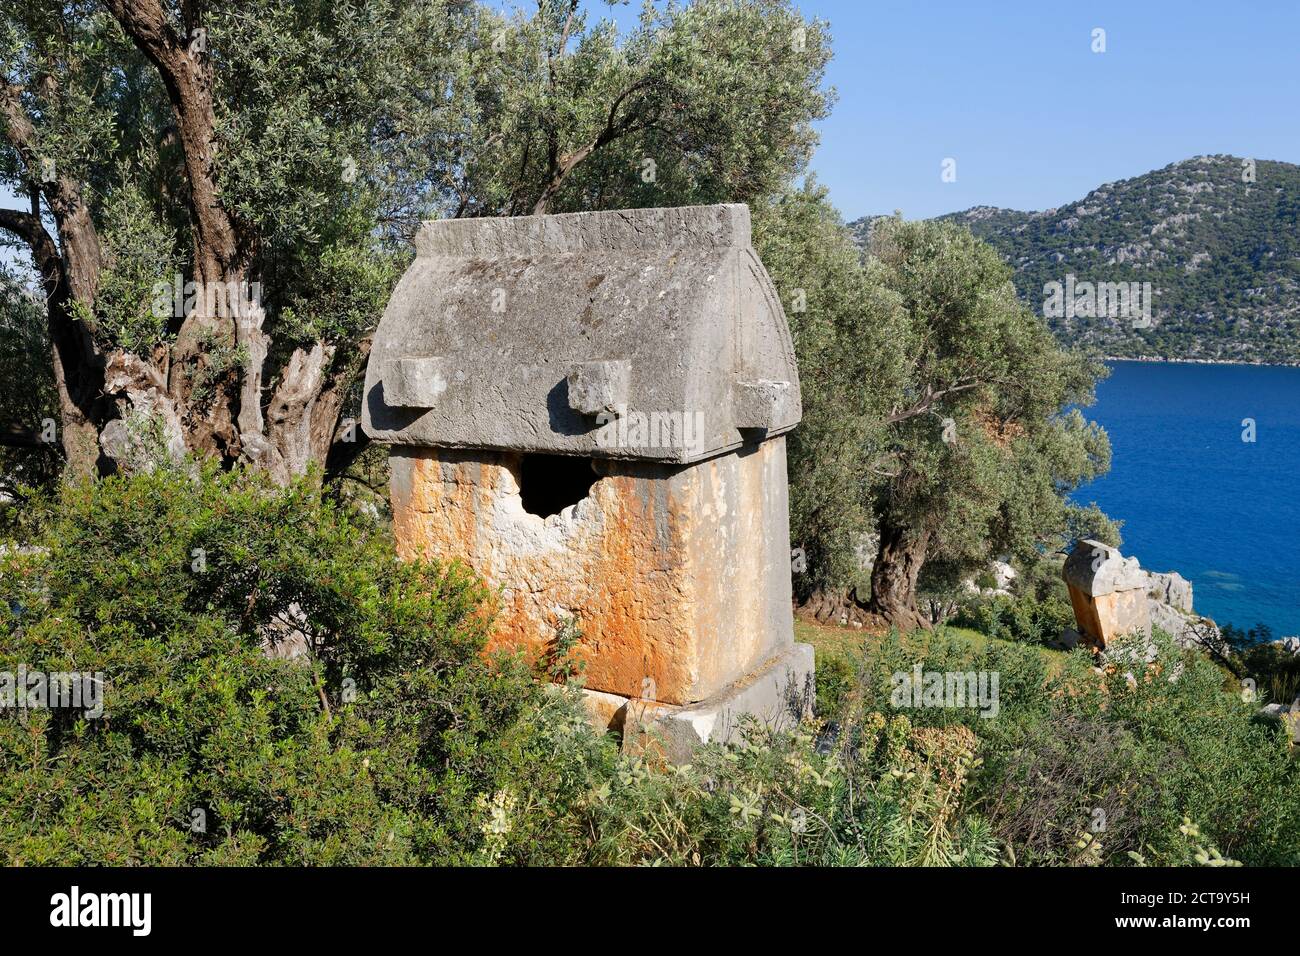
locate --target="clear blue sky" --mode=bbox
[587,0,1300,220]
[803,0,1300,219]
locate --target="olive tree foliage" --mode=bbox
[0,0,463,481]
[755,198,1114,627]
[443,0,831,218]
[859,217,1112,630]
[750,183,907,597]
[0,0,831,482]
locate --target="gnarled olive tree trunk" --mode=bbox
[867,522,933,632]
[0,2,362,483]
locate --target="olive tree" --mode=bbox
[0,0,831,481]
[860,217,1111,630]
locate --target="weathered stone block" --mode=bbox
[365,204,813,756]
[383,356,449,408]
[362,203,801,465]
[576,688,630,734]
[734,379,799,432]
[567,360,630,416]
[621,643,815,763]
[1062,539,1151,649]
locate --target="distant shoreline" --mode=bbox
[1101,355,1300,369]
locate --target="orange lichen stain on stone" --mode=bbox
[391,449,698,704]
[1065,583,1149,650]
[392,451,480,563]
[577,473,694,703]
[1066,587,1105,649]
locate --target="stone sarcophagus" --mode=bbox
[362,204,813,754]
[1062,539,1152,649]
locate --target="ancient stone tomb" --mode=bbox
[362,204,813,754]
[1062,539,1152,649]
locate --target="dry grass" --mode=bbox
[794,614,1068,673]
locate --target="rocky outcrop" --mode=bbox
[961,557,1017,598]
[991,560,1017,592]
[1146,571,1193,612]
[1143,570,1222,651]
[1061,540,1221,652]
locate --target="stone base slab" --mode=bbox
[584,642,814,763]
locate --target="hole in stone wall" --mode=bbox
[518,453,598,518]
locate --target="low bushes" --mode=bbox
[0,463,583,864]
[3,466,1295,866]
[951,591,1076,648]
[849,628,1300,865]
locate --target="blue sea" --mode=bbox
[1071,360,1300,637]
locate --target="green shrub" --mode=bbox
[1224,624,1300,708]
[0,464,1001,868]
[563,714,998,867]
[4,465,1292,867]
[0,462,608,864]
[813,652,857,719]
[838,629,1300,865]
[1085,634,1300,865]
[953,592,1075,648]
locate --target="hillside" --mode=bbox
[849,155,1300,364]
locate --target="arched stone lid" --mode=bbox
[1063,539,1149,596]
[362,204,801,464]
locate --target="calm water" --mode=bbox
[1071,360,1300,637]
